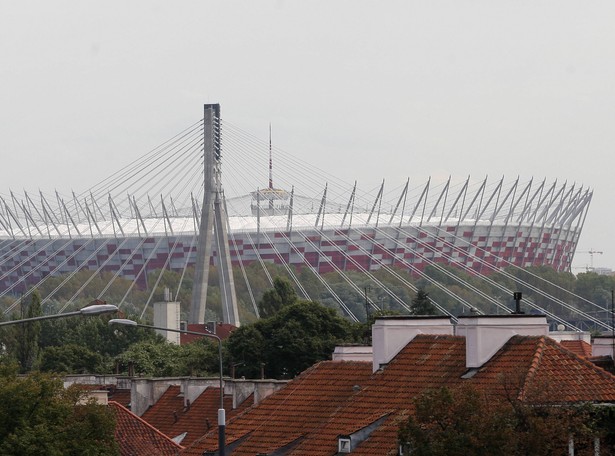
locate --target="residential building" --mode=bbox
[179,315,615,455]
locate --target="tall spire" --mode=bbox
[268,123,273,190]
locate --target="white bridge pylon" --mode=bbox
[190,104,239,326]
[0,104,611,332]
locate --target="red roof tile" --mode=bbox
[110,401,182,456]
[179,334,615,456]
[520,337,615,403]
[180,361,373,456]
[141,385,184,437]
[141,384,249,447]
[180,323,236,344]
[559,339,592,358]
[108,388,131,408]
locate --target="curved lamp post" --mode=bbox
[0,303,118,327]
[108,318,226,456]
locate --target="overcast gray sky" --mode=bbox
[1,1,614,271]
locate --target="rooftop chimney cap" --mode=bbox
[457,313,546,320]
[374,315,452,321]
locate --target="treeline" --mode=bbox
[1,263,613,326]
[1,264,612,379]
[0,286,362,379]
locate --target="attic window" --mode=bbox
[338,437,351,453]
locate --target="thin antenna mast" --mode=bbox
[269,123,273,190]
[268,124,274,211]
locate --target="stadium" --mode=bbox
[0,106,599,328]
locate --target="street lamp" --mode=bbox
[0,303,118,326]
[108,318,226,456]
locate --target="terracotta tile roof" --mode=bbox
[180,323,236,344]
[180,361,373,456]
[141,384,245,447]
[233,392,255,415]
[519,336,615,403]
[559,339,592,358]
[169,387,233,446]
[110,400,182,456]
[292,335,468,456]
[108,388,131,408]
[178,334,615,456]
[141,385,184,437]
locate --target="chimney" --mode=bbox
[592,334,615,359]
[153,298,181,344]
[456,315,548,368]
[372,316,454,372]
[548,326,591,345]
[332,345,373,362]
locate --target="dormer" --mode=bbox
[335,415,388,454]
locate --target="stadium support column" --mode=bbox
[190,104,240,326]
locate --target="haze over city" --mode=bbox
[1,1,614,271]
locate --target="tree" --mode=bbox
[40,344,104,374]
[36,313,162,375]
[257,276,298,318]
[113,338,222,377]
[398,384,606,456]
[410,287,436,315]
[399,385,514,456]
[228,300,358,379]
[0,360,119,455]
[10,290,43,373]
[225,324,267,378]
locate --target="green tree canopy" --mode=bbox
[0,360,119,455]
[113,338,222,377]
[228,300,358,379]
[40,344,104,375]
[399,384,607,456]
[410,287,436,315]
[257,276,298,318]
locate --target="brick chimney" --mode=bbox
[371,316,454,372]
[456,315,548,368]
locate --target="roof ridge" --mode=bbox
[518,336,547,401]
[544,336,615,381]
[109,400,184,449]
[412,334,463,340]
